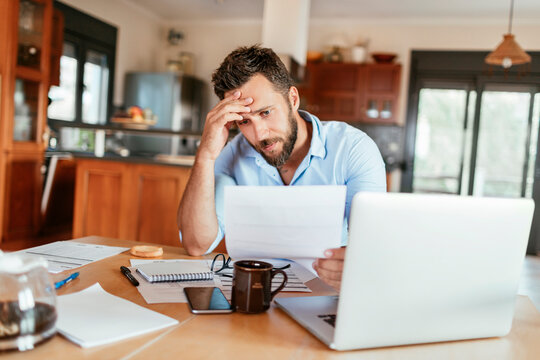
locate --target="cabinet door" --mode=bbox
[12,0,52,150]
[131,164,191,246]
[2,153,43,240]
[72,159,131,239]
[362,64,401,124]
[0,0,52,244]
[304,63,364,121]
[73,159,192,246]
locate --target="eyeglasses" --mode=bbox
[210,253,291,277]
[211,253,233,275]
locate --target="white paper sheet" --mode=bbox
[56,283,178,348]
[224,185,346,261]
[19,241,129,273]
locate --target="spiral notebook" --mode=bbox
[136,261,214,283]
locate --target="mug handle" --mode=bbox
[270,269,288,300]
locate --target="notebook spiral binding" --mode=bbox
[138,271,214,283]
[154,272,214,282]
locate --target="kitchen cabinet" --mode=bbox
[298,62,401,124]
[363,63,402,124]
[73,159,192,247]
[0,0,53,243]
[300,62,364,122]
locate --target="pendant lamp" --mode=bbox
[485,0,531,69]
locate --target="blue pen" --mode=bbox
[55,272,80,290]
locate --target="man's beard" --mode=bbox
[254,107,298,168]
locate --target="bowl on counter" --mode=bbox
[110,117,156,130]
[371,52,397,63]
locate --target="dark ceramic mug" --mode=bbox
[231,260,288,314]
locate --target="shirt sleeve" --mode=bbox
[344,134,387,221]
[203,142,237,254]
[204,173,237,254]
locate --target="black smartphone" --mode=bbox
[184,287,233,314]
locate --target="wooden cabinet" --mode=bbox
[363,64,402,124]
[299,62,401,124]
[300,62,364,122]
[0,0,53,243]
[73,159,192,247]
[3,153,43,240]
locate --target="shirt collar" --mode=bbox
[299,110,326,159]
[241,110,327,160]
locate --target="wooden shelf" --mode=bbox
[15,64,44,82]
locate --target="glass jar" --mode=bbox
[0,252,57,351]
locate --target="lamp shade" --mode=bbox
[485,34,531,68]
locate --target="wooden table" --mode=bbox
[5,236,540,359]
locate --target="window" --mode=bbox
[48,42,77,121]
[47,2,116,125]
[83,49,110,124]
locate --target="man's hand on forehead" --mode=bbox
[224,91,253,112]
[218,91,253,128]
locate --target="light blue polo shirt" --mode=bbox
[204,110,386,253]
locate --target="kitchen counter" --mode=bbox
[72,156,192,246]
[47,151,195,168]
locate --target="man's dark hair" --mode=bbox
[212,45,293,100]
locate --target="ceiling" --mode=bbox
[125,0,540,21]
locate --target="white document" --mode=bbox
[224,185,346,261]
[56,283,178,348]
[19,241,129,273]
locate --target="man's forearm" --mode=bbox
[177,158,220,256]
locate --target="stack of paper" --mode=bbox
[19,241,129,273]
[56,283,178,348]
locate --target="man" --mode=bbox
[177,45,386,289]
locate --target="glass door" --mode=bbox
[471,86,539,198]
[411,84,474,194]
[13,0,49,144]
[408,81,539,199]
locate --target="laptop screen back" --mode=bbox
[334,193,534,350]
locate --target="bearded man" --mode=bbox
[177,45,386,289]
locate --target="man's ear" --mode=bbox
[288,86,300,111]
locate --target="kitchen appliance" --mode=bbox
[123,72,205,155]
[0,251,57,351]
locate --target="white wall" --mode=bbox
[162,20,261,113]
[60,0,162,106]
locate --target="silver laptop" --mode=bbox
[275,192,534,351]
